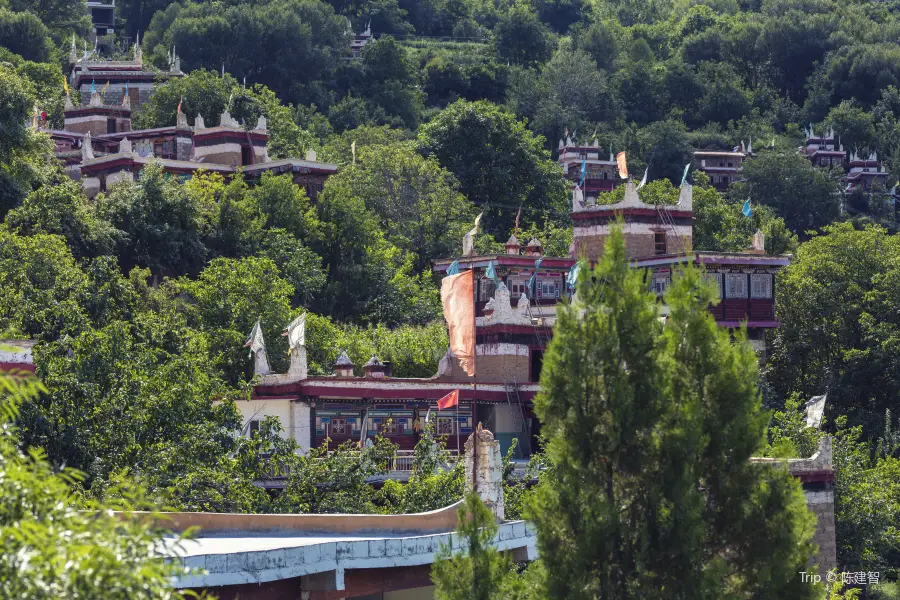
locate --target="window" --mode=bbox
[727,162,733,168]
[750,274,773,299]
[654,232,667,255]
[479,279,496,302]
[537,279,559,299]
[652,274,670,295]
[509,279,528,298]
[436,417,455,436]
[107,118,116,134]
[704,273,722,298]
[241,146,252,166]
[380,419,399,435]
[725,273,748,298]
[331,418,346,435]
[247,419,260,437]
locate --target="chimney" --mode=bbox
[363,355,387,379]
[334,350,355,377]
[382,360,393,378]
[525,238,543,257]
[505,234,520,255]
[749,230,765,254]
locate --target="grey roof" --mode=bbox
[334,351,355,367]
[364,355,382,368]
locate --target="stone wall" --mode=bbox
[464,425,504,521]
[442,349,530,383]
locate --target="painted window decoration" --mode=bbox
[750,273,773,299]
[725,273,748,299]
[509,279,528,299]
[436,417,455,436]
[380,419,400,435]
[704,272,723,298]
[331,417,346,435]
[537,278,560,299]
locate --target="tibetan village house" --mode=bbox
[245,180,789,462]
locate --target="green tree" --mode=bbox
[7,0,91,33]
[826,101,875,153]
[5,175,117,259]
[418,100,567,236]
[528,228,819,598]
[97,163,207,277]
[0,367,189,599]
[0,8,53,62]
[431,492,519,600]
[731,150,841,235]
[492,3,554,68]
[323,141,476,272]
[767,223,900,437]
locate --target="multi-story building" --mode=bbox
[557,136,621,204]
[245,181,787,461]
[693,149,749,191]
[42,77,337,199]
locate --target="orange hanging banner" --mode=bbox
[437,389,459,410]
[440,270,476,377]
[616,151,628,179]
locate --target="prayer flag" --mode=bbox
[244,318,266,357]
[485,260,499,283]
[447,259,459,276]
[101,81,110,95]
[680,162,691,187]
[528,257,543,293]
[91,79,95,93]
[351,140,357,164]
[742,199,752,217]
[514,207,521,235]
[462,212,483,256]
[441,270,475,377]
[63,77,69,95]
[580,158,587,186]
[637,166,648,189]
[177,95,183,114]
[567,262,581,290]
[284,313,306,349]
[437,389,459,410]
[616,151,628,179]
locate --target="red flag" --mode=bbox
[177,95,183,114]
[514,207,521,235]
[437,389,459,410]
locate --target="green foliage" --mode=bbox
[0,7,53,62]
[145,0,349,106]
[431,492,519,600]
[97,164,208,277]
[764,394,822,458]
[0,368,189,599]
[768,223,900,438]
[492,3,554,68]
[528,227,819,598]
[730,150,841,235]
[324,140,476,271]
[418,100,567,235]
[832,416,900,578]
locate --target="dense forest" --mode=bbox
[1,0,900,594]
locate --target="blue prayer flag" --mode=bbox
[485,260,498,283]
[580,159,587,185]
[91,79,95,93]
[446,259,459,276]
[567,262,581,289]
[680,163,691,187]
[742,199,752,217]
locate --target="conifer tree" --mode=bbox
[528,228,821,600]
[431,492,517,600]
